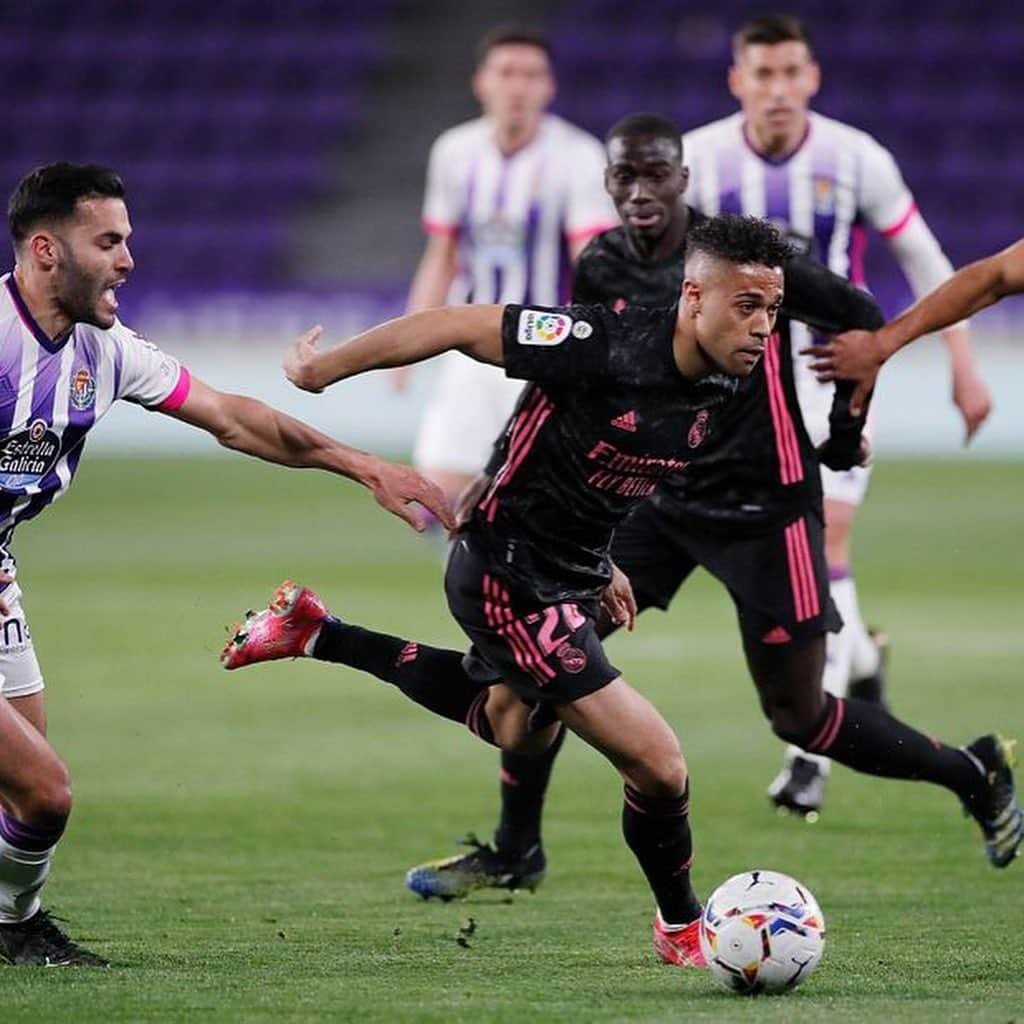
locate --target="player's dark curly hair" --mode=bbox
[686,214,791,270]
[8,162,124,245]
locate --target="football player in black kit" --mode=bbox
[223,213,1020,967]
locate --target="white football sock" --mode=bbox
[830,576,880,681]
[0,834,54,924]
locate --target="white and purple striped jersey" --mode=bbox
[0,273,190,573]
[422,113,617,306]
[683,111,928,285]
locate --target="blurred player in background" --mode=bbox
[0,163,450,966]
[399,24,616,511]
[683,12,993,812]
[810,236,1024,402]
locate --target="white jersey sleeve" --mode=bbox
[857,135,916,236]
[420,131,462,236]
[564,133,617,242]
[111,321,188,409]
[857,136,958,300]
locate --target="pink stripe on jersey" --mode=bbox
[479,389,554,521]
[879,200,918,239]
[849,224,869,287]
[763,335,804,485]
[422,218,459,237]
[156,365,192,412]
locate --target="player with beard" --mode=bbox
[0,163,451,966]
[223,216,1020,964]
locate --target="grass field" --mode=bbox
[3,455,1022,1022]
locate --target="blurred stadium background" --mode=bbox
[1,0,1021,458]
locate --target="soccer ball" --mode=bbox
[699,869,825,995]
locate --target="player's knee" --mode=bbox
[768,700,823,746]
[631,749,687,802]
[20,761,73,828]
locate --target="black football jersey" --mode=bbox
[469,303,738,602]
[571,213,883,531]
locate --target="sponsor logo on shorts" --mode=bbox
[761,626,792,645]
[556,642,587,674]
[517,309,573,346]
[687,409,709,449]
[571,320,593,339]
[70,367,96,411]
[0,419,61,490]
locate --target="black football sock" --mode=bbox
[622,782,701,926]
[313,618,495,742]
[493,725,567,856]
[803,694,985,811]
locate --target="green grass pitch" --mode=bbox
[3,455,1022,1022]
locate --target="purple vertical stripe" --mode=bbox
[523,201,540,303]
[764,165,790,224]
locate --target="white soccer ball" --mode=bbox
[699,869,825,995]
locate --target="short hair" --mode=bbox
[606,113,683,160]
[475,24,552,67]
[9,162,125,246]
[686,215,791,271]
[732,13,813,57]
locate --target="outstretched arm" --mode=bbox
[808,238,1024,416]
[283,306,505,393]
[160,376,453,532]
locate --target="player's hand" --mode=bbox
[364,458,455,533]
[284,325,325,393]
[951,364,992,445]
[601,562,637,632]
[816,434,872,471]
[0,572,12,617]
[802,329,884,417]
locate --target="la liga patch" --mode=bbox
[517,309,573,346]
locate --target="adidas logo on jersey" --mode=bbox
[611,410,638,432]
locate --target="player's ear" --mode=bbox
[805,59,821,99]
[682,279,701,317]
[727,63,743,102]
[678,164,690,197]
[28,231,59,271]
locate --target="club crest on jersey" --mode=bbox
[517,309,573,346]
[814,177,835,215]
[687,410,709,449]
[70,368,96,411]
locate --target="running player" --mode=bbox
[224,216,1021,964]
[809,236,1024,404]
[402,24,616,510]
[0,162,451,966]
[398,111,887,900]
[684,13,993,811]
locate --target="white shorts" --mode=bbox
[792,330,873,508]
[0,584,44,700]
[413,354,527,476]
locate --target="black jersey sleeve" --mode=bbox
[502,304,610,383]
[780,252,885,334]
[780,253,882,471]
